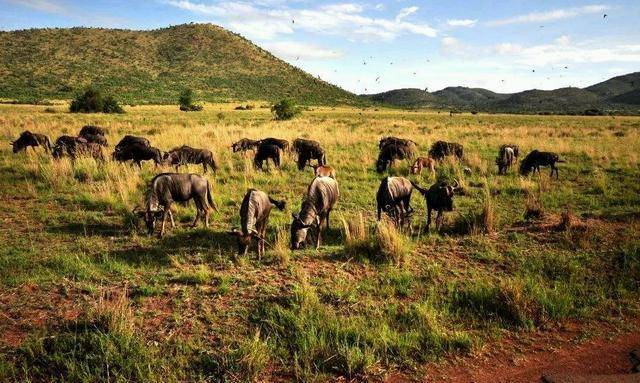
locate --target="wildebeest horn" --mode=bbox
[452,180,460,189]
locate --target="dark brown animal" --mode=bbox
[164,145,217,173]
[376,143,415,173]
[410,157,436,176]
[411,180,459,232]
[11,131,51,153]
[291,176,339,250]
[228,189,286,257]
[115,135,150,152]
[52,136,104,161]
[500,144,520,161]
[80,133,108,147]
[379,136,417,150]
[428,141,464,161]
[231,138,259,153]
[376,177,414,226]
[254,144,281,170]
[520,150,565,179]
[259,137,289,152]
[142,173,217,237]
[113,142,162,168]
[79,125,106,137]
[293,138,326,170]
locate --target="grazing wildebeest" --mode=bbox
[376,177,414,226]
[428,141,464,161]
[11,131,51,153]
[309,164,336,179]
[114,135,150,152]
[52,135,104,161]
[113,142,163,168]
[143,173,217,237]
[259,137,289,152]
[254,144,281,170]
[293,138,326,170]
[164,145,217,173]
[411,180,459,232]
[519,150,565,179]
[290,176,339,250]
[379,136,417,150]
[228,189,286,258]
[410,157,436,176]
[496,146,515,175]
[231,138,259,153]
[80,133,108,147]
[376,142,415,173]
[79,125,106,137]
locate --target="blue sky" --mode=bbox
[2,0,639,94]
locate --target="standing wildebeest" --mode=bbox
[293,138,326,170]
[309,164,336,179]
[254,144,281,170]
[411,180,459,232]
[143,173,217,237]
[500,144,519,161]
[52,136,104,161]
[519,150,565,179]
[164,145,217,173]
[428,141,464,161]
[11,131,51,153]
[291,176,339,250]
[231,138,259,153]
[410,157,436,177]
[259,137,289,152]
[79,125,106,137]
[496,146,515,175]
[379,136,417,150]
[114,135,150,152]
[376,177,414,226]
[376,142,415,173]
[113,142,163,168]
[228,189,286,257]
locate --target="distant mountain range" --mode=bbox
[364,72,640,114]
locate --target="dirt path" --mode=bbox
[387,319,640,383]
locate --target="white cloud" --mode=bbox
[262,41,343,60]
[493,42,522,54]
[440,36,473,56]
[165,1,436,41]
[7,0,68,15]
[487,4,610,26]
[447,19,477,27]
[555,35,571,46]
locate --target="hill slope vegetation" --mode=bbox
[0,24,357,105]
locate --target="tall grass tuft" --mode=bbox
[271,227,291,266]
[342,215,413,265]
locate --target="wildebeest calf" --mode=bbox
[231,138,259,153]
[293,138,326,170]
[310,164,336,179]
[376,177,414,226]
[11,131,51,153]
[410,157,436,176]
[411,180,459,232]
[291,176,339,250]
[142,173,217,237]
[254,144,281,170]
[428,141,464,161]
[228,189,286,257]
[519,150,565,179]
[164,145,217,173]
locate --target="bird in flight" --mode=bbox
[603,14,607,18]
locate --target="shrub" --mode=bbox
[70,87,124,113]
[271,99,300,120]
[178,88,203,112]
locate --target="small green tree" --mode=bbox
[271,99,300,120]
[70,87,124,113]
[179,88,203,112]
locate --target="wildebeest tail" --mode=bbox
[206,181,218,212]
[269,197,286,211]
[556,159,566,163]
[410,180,429,196]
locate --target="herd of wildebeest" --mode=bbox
[10,127,566,256]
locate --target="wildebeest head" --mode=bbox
[227,228,268,254]
[376,156,390,173]
[290,213,315,250]
[11,131,36,153]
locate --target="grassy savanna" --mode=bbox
[1,103,639,381]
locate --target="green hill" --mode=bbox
[431,87,510,108]
[0,24,358,105]
[584,72,640,99]
[363,88,441,107]
[493,87,602,113]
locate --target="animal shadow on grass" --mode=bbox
[156,229,238,255]
[46,221,124,237]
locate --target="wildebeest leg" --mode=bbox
[203,163,207,174]
[204,207,210,228]
[191,210,200,228]
[435,211,444,231]
[136,161,142,169]
[426,208,432,232]
[159,210,167,237]
[326,209,331,230]
[168,209,176,228]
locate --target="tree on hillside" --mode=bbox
[70,87,124,114]
[179,88,203,112]
[271,99,300,120]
